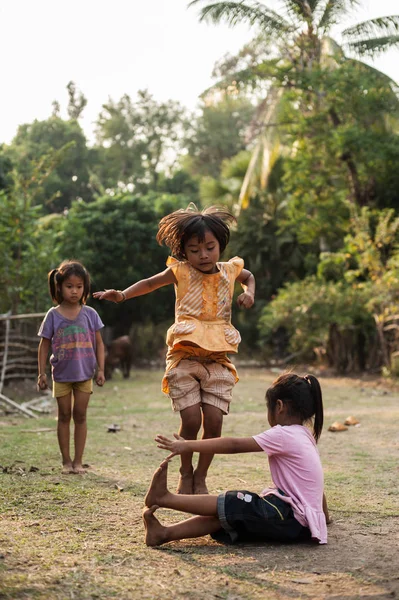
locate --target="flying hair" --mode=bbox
[266,373,324,442]
[156,203,237,260]
[48,260,91,305]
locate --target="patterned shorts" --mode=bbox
[164,359,236,414]
[53,379,93,398]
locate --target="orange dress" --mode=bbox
[162,256,244,394]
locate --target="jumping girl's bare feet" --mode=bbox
[193,471,209,495]
[61,462,74,474]
[143,505,168,546]
[176,469,194,495]
[145,460,171,507]
[72,463,87,474]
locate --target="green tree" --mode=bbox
[0,181,61,314]
[5,116,92,213]
[0,146,13,191]
[259,207,399,372]
[66,81,87,120]
[190,0,399,206]
[58,193,175,339]
[93,90,188,191]
[186,95,254,178]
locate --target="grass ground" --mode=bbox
[0,368,398,600]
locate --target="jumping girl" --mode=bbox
[38,260,105,474]
[93,205,255,495]
[143,373,330,546]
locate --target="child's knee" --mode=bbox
[202,407,223,437]
[180,405,202,433]
[58,410,72,423]
[73,411,87,425]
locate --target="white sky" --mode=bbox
[0,0,398,145]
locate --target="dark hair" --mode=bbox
[266,373,324,442]
[48,260,90,305]
[156,204,237,260]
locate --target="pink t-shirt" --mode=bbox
[253,424,327,544]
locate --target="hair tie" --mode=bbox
[303,375,311,385]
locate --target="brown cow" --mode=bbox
[104,335,133,380]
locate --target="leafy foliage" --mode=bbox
[92,90,188,191]
[58,193,176,337]
[4,117,92,213]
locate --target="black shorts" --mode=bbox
[211,490,311,544]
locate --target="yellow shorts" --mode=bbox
[53,379,93,398]
[164,359,236,415]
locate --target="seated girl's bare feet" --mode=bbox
[145,460,171,507]
[193,471,209,495]
[61,462,74,474]
[143,505,168,546]
[176,469,194,494]
[72,463,87,474]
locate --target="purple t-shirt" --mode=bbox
[253,425,327,544]
[38,306,104,382]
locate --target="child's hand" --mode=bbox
[237,291,254,309]
[155,433,186,458]
[37,374,48,392]
[93,289,124,303]
[96,370,105,386]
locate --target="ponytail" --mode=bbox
[48,269,59,303]
[304,374,324,442]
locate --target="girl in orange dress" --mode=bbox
[94,205,255,494]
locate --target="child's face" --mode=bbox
[184,230,220,274]
[60,275,84,305]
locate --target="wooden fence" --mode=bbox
[0,311,46,417]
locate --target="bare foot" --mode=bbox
[193,471,209,495]
[72,463,87,474]
[176,469,194,495]
[143,505,168,547]
[61,462,74,475]
[145,460,170,507]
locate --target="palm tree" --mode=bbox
[189,0,399,207]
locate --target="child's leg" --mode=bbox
[177,404,202,494]
[193,404,223,495]
[145,459,219,515]
[143,506,221,547]
[71,389,90,473]
[56,393,73,473]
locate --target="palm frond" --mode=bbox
[347,35,399,57]
[239,87,283,208]
[238,141,261,209]
[342,15,399,40]
[284,0,311,18]
[189,1,292,37]
[318,0,360,31]
[201,59,282,98]
[284,0,322,20]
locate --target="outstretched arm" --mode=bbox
[93,268,176,303]
[236,268,255,309]
[155,433,262,457]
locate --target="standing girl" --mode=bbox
[38,260,105,474]
[94,205,255,494]
[143,373,330,547]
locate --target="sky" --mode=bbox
[1,0,398,145]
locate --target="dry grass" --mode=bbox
[0,368,398,599]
